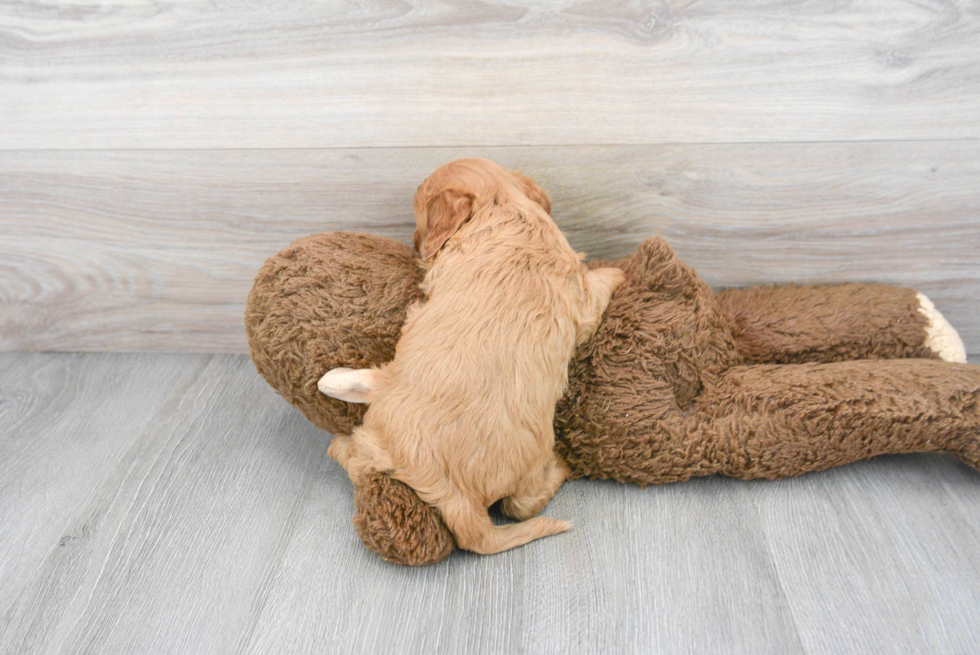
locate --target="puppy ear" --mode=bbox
[417,190,474,260]
[352,470,456,565]
[511,172,552,214]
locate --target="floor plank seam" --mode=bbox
[2,136,980,155]
[232,451,331,655]
[745,494,809,655]
[53,356,220,652]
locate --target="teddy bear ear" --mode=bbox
[352,469,456,566]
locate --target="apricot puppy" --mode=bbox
[320,159,624,554]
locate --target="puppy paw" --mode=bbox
[501,496,540,521]
[916,293,967,363]
[593,266,627,293]
[578,267,627,344]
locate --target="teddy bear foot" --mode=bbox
[955,451,980,472]
[917,293,967,363]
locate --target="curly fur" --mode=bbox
[246,232,979,566]
[332,159,624,554]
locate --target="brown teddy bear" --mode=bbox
[245,231,978,566]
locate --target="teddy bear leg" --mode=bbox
[715,283,962,364]
[317,367,382,403]
[695,359,980,480]
[957,446,980,471]
[352,470,456,566]
[500,455,570,521]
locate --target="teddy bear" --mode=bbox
[245,230,978,566]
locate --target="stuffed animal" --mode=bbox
[245,231,978,566]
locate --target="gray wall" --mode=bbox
[2,1,978,353]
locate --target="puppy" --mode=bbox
[320,159,625,554]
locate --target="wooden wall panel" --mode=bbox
[1,0,979,149]
[2,143,977,353]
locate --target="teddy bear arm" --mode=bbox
[694,358,980,478]
[318,367,382,403]
[714,283,963,364]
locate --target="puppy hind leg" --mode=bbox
[327,435,354,471]
[439,493,571,555]
[501,456,569,521]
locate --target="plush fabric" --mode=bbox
[353,471,456,566]
[246,232,979,566]
[246,232,425,436]
[716,283,933,364]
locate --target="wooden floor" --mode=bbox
[1,352,978,654]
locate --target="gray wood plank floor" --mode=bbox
[2,352,978,654]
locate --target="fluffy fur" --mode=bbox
[246,232,979,567]
[326,159,624,554]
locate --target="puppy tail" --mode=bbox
[439,494,571,555]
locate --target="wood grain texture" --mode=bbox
[244,474,804,654]
[2,353,979,654]
[0,353,207,615]
[748,456,980,653]
[0,354,332,654]
[1,0,980,149]
[2,143,978,353]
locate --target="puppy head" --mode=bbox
[413,158,552,260]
